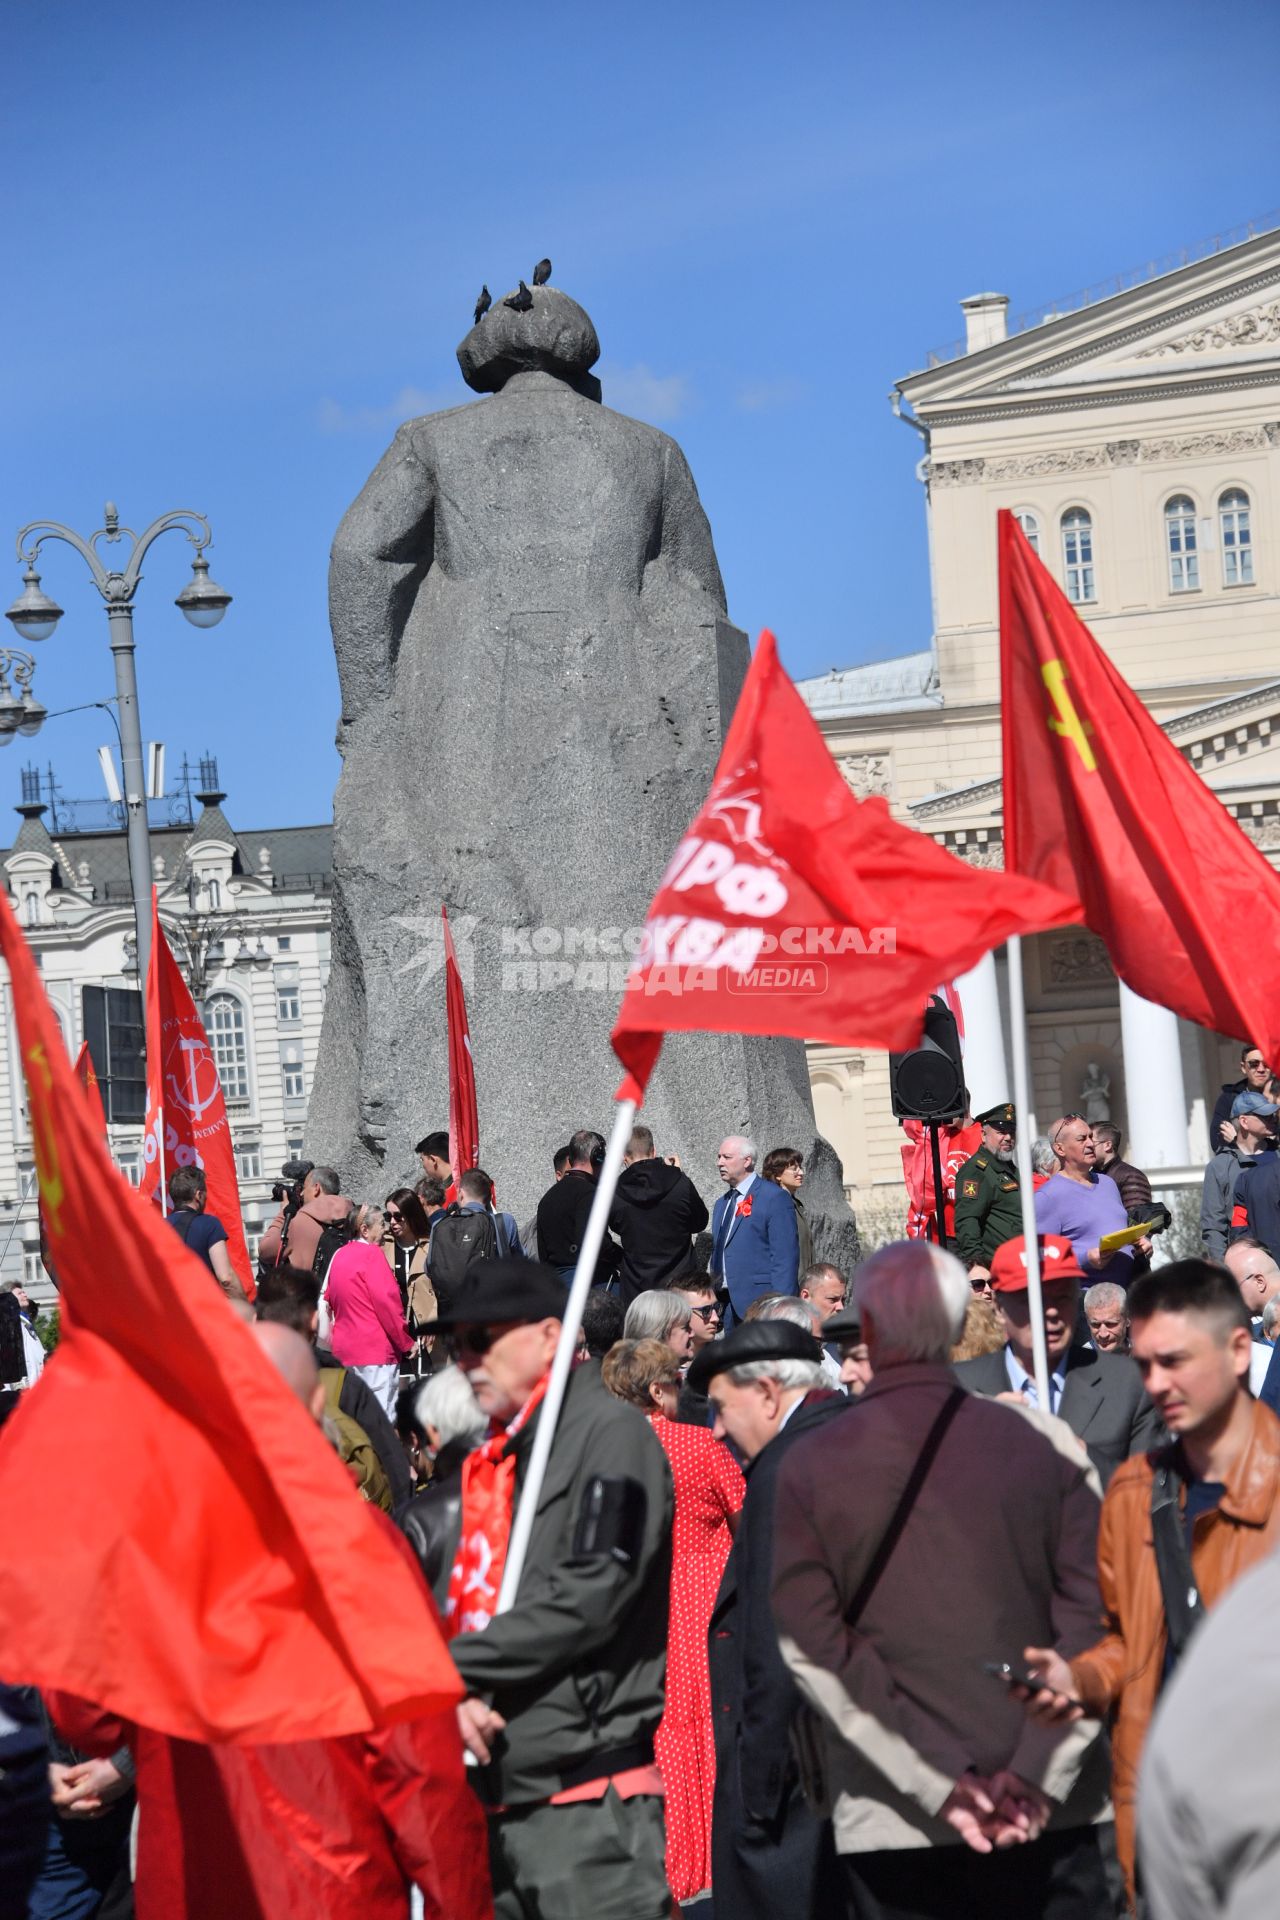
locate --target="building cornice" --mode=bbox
[923,374,1280,431]
[929,420,1280,485]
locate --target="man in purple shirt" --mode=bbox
[1034,1115,1151,1285]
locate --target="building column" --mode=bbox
[953,951,1009,1115]
[1118,981,1188,1169]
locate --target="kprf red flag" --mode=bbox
[611,629,1074,1098]
[444,905,479,1178]
[999,509,1280,1064]
[143,892,254,1300]
[0,882,463,1742]
[73,1042,107,1135]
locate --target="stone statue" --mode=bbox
[308,279,857,1259]
[1080,1062,1111,1125]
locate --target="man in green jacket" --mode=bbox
[952,1103,1023,1281]
[422,1263,674,1920]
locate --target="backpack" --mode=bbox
[427,1204,502,1312]
[311,1216,357,1288]
[320,1370,392,1513]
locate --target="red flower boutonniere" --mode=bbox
[737,1194,754,1219]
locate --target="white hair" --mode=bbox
[723,1357,826,1392]
[1030,1137,1058,1178]
[854,1240,968,1365]
[721,1134,757,1166]
[1264,1298,1280,1339]
[413,1365,488,1451]
[1084,1282,1128,1318]
[624,1289,692,1342]
[756,1295,822,1335]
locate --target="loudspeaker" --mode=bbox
[890,995,966,1121]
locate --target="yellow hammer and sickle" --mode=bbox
[24,1041,66,1236]
[1041,660,1097,773]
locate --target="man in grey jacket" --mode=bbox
[772,1239,1112,1920]
[423,1262,674,1920]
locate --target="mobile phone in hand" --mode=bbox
[983,1659,1052,1695]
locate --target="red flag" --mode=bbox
[999,509,1280,1063]
[443,905,479,1179]
[143,893,254,1300]
[0,881,463,1742]
[73,1042,108,1135]
[611,630,1073,1098]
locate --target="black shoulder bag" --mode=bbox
[791,1386,967,1809]
[1150,1455,1204,1667]
[845,1386,967,1627]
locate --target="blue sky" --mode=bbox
[3,0,1278,828]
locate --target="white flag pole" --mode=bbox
[1007,935,1051,1407]
[496,1094,636,1613]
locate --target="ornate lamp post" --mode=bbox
[5,504,231,978]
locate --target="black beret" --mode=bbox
[686,1318,822,1395]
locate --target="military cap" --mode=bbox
[686,1319,822,1395]
[976,1102,1016,1129]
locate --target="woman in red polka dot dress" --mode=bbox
[602,1336,745,1905]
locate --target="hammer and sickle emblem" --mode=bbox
[1041,660,1097,773]
[25,1042,66,1236]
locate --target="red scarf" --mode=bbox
[445,1374,550,1638]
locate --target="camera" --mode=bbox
[271,1158,314,1206]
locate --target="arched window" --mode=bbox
[1061,508,1095,604]
[206,992,249,1103]
[1165,495,1199,592]
[1220,489,1254,587]
[207,878,221,911]
[22,890,39,927]
[1014,510,1041,555]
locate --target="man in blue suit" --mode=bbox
[710,1135,800,1324]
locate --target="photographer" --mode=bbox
[259,1163,353,1275]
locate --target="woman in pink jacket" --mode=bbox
[324,1240,413,1417]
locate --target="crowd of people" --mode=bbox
[6,1085,1280,1920]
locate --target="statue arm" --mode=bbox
[647,437,727,613]
[329,424,436,727]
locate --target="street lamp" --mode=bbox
[5,503,231,978]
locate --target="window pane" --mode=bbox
[206,994,249,1103]
[81,984,146,1124]
[1166,497,1198,591]
[1220,490,1254,587]
[1061,510,1095,604]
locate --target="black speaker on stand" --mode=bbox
[889,996,967,1251]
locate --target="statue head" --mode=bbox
[457,286,602,400]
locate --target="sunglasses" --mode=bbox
[1245,1058,1268,1071]
[386,1210,404,1223]
[456,1321,521,1356]
[691,1303,721,1322]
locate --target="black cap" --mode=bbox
[976,1102,1016,1129]
[686,1319,822,1395]
[823,1303,861,1341]
[416,1258,566,1331]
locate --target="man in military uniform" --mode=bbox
[952,1103,1022,1282]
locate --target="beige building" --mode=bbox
[799,221,1280,1246]
[0,767,332,1293]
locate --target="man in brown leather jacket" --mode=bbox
[1022,1259,1280,1909]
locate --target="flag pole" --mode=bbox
[1007,935,1051,1407]
[496,1094,636,1613]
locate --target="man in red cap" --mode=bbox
[953,1234,1159,1486]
